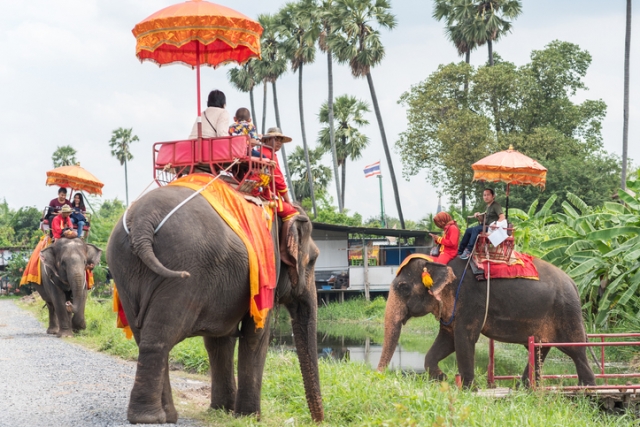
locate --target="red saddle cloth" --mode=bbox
[474,251,539,280]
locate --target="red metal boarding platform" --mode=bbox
[485,334,640,409]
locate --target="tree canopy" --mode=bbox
[397,41,620,212]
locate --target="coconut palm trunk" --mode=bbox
[622,0,631,189]
[341,157,347,209]
[261,81,268,135]
[249,88,257,130]
[365,71,405,229]
[298,63,317,217]
[327,49,342,212]
[272,81,296,202]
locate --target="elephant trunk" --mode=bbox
[68,268,87,331]
[288,295,324,422]
[377,288,407,372]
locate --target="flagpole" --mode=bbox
[378,174,385,228]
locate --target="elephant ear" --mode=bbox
[423,261,456,302]
[282,215,312,288]
[86,243,102,266]
[40,246,58,279]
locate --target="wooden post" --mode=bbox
[363,238,370,301]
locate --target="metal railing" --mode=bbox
[487,334,640,391]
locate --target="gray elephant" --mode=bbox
[36,238,102,337]
[106,186,323,424]
[377,257,596,388]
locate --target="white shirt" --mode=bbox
[188,107,231,139]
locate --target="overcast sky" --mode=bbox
[1,0,637,223]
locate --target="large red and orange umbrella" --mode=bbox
[472,145,547,217]
[132,0,262,137]
[46,165,104,195]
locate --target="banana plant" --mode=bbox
[538,171,640,326]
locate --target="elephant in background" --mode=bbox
[37,238,102,337]
[377,257,596,388]
[106,186,323,424]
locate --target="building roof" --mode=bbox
[312,222,429,238]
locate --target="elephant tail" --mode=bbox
[128,216,190,279]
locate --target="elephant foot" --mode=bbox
[162,405,178,424]
[57,329,74,338]
[46,327,59,335]
[127,406,167,424]
[427,369,447,382]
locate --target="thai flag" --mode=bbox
[363,161,381,178]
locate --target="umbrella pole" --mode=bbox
[196,42,202,139]
[505,183,510,221]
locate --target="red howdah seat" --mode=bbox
[152,136,276,197]
[155,136,249,168]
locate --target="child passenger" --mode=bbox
[229,108,260,144]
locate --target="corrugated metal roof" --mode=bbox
[312,222,430,238]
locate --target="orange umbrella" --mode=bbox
[132,0,263,137]
[46,165,104,196]
[472,145,547,218]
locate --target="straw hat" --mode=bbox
[262,127,292,142]
[61,204,72,213]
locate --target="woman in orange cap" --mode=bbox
[429,212,460,264]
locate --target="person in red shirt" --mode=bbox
[51,205,76,239]
[256,127,299,222]
[429,212,460,265]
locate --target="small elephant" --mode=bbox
[37,238,102,337]
[377,257,596,388]
[107,186,323,424]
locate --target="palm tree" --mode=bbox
[288,146,332,202]
[279,0,321,217]
[318,0,343,212]
[622,0,632,189]
[227,60,259,126]
[433,0,478,65]
[256,13,295,200]
[51,145,77,167]
[318,95,371,208]
[329,0,405,228]
[109,127,139,206]
[464,0,522,66]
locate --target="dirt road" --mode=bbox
[0,299,204,427]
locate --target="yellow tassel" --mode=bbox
[422,267,433,288]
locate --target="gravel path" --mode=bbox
[0,299,204,427]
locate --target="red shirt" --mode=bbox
[433,221,460,264]
[256,146,288,196]
[51,215,73,239]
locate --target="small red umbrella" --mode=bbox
[132,0,263,137]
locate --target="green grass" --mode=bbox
[17,295,639,426]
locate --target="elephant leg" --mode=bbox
[235,313,271,418]
[45,301,59,335]
[127,339,172,424]
[161,357,178,424]
[454,331,478,388]
[424,328,455,381]
[51,291,73,337]
[520,345,550,387]
[204,336,237,412]
[557,345,596,386]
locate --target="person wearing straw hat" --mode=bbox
[51,205,77,239]
[257,127,299,222]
